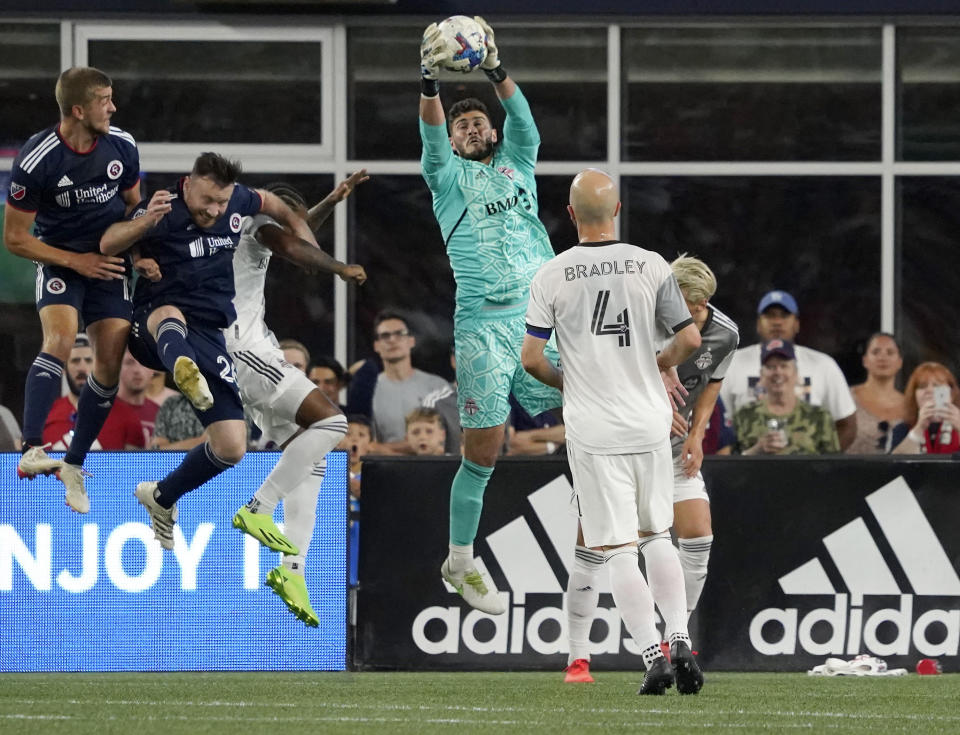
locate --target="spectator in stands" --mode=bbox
[507,400,565,455]
[338,414,372,500]
[733,339,840,455]
[279,338,310,373]
[422,346,461,455]
[117,348,160,447]
[720,290,856,450]
[152,394,206,450]
[892,362,960,455]
[405,407,448,456]
[847,333,907,454]
[44,334,144,450]
[368,311,448,451]
[0,404,21,451]
[309,355,348,411]
[145,370,177,407]
[703,397,736,455]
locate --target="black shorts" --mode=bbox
[35,263,132,326]
[129,306,243,428]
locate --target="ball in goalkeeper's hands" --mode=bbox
[436,15,487,73]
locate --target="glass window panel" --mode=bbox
[140,172,336,359]
[622,27,881,161]
[622,176,880,380]
[0,23,61,153]
[898,177,960,382]
[348,26,606,161]
[898,27,960,161]
[89,41,323,144]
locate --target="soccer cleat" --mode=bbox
[232,507,299,555]
[637,656,674,695]
[173,356,214,411]
[671,640,705,694]
[266,566,320,627]
[56,463,91,514]
[135,481,178,550]
[564,658,595,683]
[441,557,506,615]
[17,445,62,479]
[660,640,671,662]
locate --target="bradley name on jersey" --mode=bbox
[564,257,648,281]
[129,177,263,329]
[6,124,140,251]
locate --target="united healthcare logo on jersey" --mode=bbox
[0,451,347,672]
[411,475,643,657]
[749,476,960,659]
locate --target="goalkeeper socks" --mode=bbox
[566,545,603,664]
[604,546,660,662]
[677,535,713,617]
[21,352,64,447]
[64,375,118,466]
[155,317,196,374]
[155,442,236,508]
[639,532,689,643]
[448,457,494,546]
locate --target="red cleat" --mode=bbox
[660,641,671,662]
[564,658,595,683]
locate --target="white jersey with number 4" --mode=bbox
[225,214,280,353]
[525,240,693,455]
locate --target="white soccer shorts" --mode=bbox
[231,348,316,447]
[566,439,674,548]
[672,453,710,503]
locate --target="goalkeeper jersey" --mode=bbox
[420,87,554,321]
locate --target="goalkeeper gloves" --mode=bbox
[420,22,445,97]
[474,16,507,83]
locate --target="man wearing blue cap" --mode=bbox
[719,290,856,450]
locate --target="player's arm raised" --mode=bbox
[4,205,126,280]
[100,190,174,256]
[419,22,447,126]
[258,189,319,248]
[475,16,517,101]
[306,170,369,232]
[255,224,366,285]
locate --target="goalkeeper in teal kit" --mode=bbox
[420,17,561,614]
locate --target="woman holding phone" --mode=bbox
[892,361,960,454]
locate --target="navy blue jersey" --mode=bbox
[131,178,263,328]
[6,124,140,252]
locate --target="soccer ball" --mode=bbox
[437,15,487,73]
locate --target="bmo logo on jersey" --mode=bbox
[106,160,123,180]
[229,213,242,233]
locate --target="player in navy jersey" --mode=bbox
[4,67,141,514]
[100,152,317,551]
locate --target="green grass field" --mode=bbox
[2,671,957,734]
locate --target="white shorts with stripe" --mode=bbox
[566,438,674,548]
[672,453,710,503]
[231,347,316,447]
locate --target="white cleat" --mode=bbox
[17,445,62,479]
[56,463,90,514]
[441,557,506,615]
[135,481,178,550]
[173,356,214,411]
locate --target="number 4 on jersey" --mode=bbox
[592,290,631,347]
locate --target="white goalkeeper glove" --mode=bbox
[474,16,506,82]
